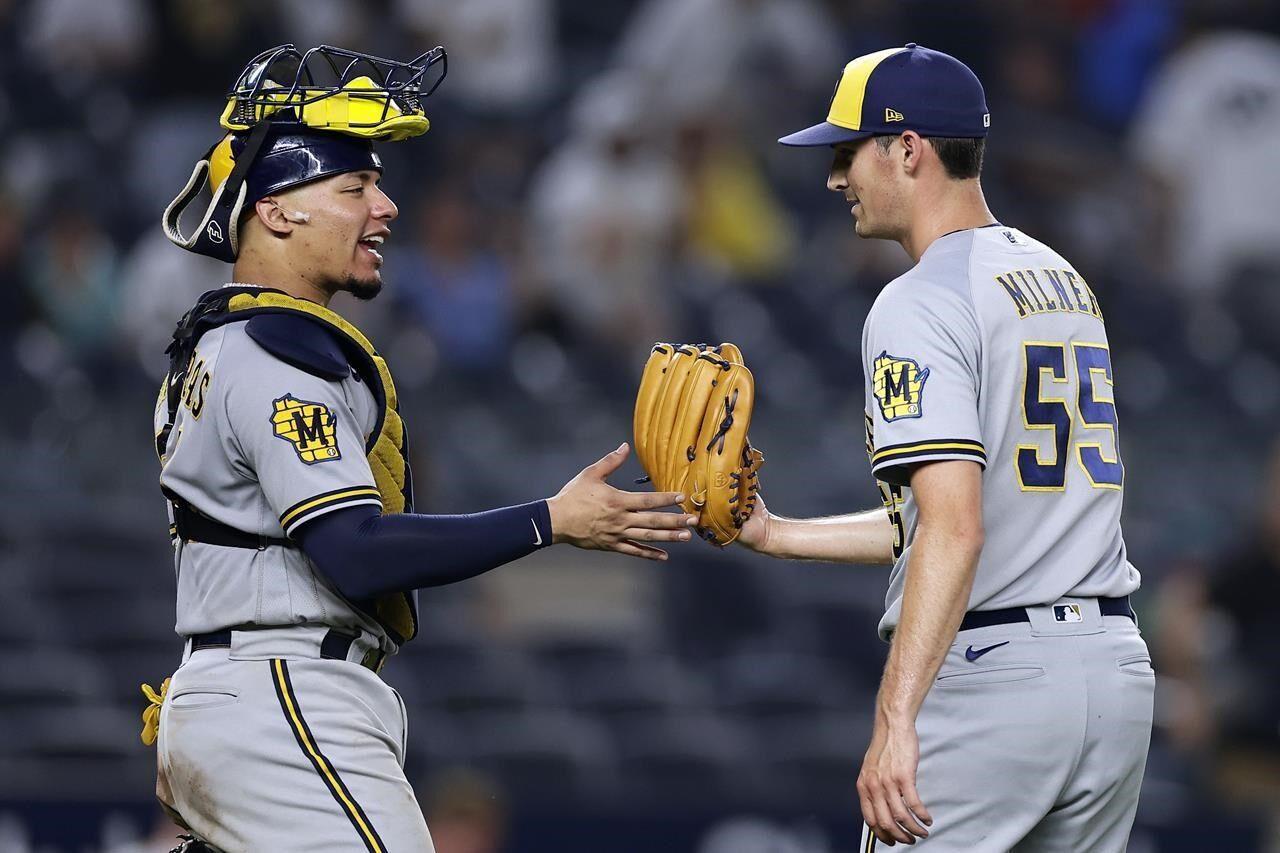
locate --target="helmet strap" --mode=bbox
[161,121,273,262]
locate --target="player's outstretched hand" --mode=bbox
[547,443,695,561]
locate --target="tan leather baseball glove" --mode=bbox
[634,342,763,546]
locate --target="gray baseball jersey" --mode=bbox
[862,225,1141,638]
[154,317,391,647]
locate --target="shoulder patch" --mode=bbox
[246,313,349,381]
[873,351,930,421]
[272,394,341,464]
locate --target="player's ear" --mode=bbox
[254,197,294,236]
[900,131,924,175]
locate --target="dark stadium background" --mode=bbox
[2,0,1279,850]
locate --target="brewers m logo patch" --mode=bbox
[271,395,340,464]
[873,351,929,421]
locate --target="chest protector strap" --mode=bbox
[159,287,417,645]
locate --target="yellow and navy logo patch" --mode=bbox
[272,394,341,464]
[873,351,929,421]
[885,108,904,122]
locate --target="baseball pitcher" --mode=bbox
[733,44,1154,851]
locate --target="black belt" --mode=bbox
[171,500,289,551]
[189,629,386,673]
[959,596,1134,632]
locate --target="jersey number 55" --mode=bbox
[1017,341,1124,492]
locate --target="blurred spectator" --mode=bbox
[1075,0,1178,128]
[115,229,227,381]
[616,0,841,117]
[22,195,121,362]
[1128,27,1280,296]
[274,0,375,53]
[20,0,151,79]
[983,29,1134,270]
[1157,438,1280,829]
[421,768,507,853]
[142,0,282,100]
[676,117,798,283]
[395,0,557,114]
[389,185,517,379]
[527,71,685,359]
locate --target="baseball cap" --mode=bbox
[778,44,989,147]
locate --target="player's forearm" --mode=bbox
[763,509,896,565]
[297,501,551,600]
[877,516,982,722]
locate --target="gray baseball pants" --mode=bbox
[156,626,434,851]
[860,597,1155,852]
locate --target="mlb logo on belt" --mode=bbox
[1053,603,1083,623]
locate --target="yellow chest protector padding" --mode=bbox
[225,291,416,643]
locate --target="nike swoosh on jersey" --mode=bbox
[964,641,1010,662]
[531,518,543,546]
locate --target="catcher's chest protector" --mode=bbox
[158,287,418,644]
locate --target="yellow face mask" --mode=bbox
[219,75,430,142]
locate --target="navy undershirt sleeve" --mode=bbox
[295,500,553,600]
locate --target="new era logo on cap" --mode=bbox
[885,108,904,122]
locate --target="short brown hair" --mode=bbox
[874,134,985,180]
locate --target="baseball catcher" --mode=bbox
[140,42,694,850]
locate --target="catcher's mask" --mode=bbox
[163,43,447,262]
